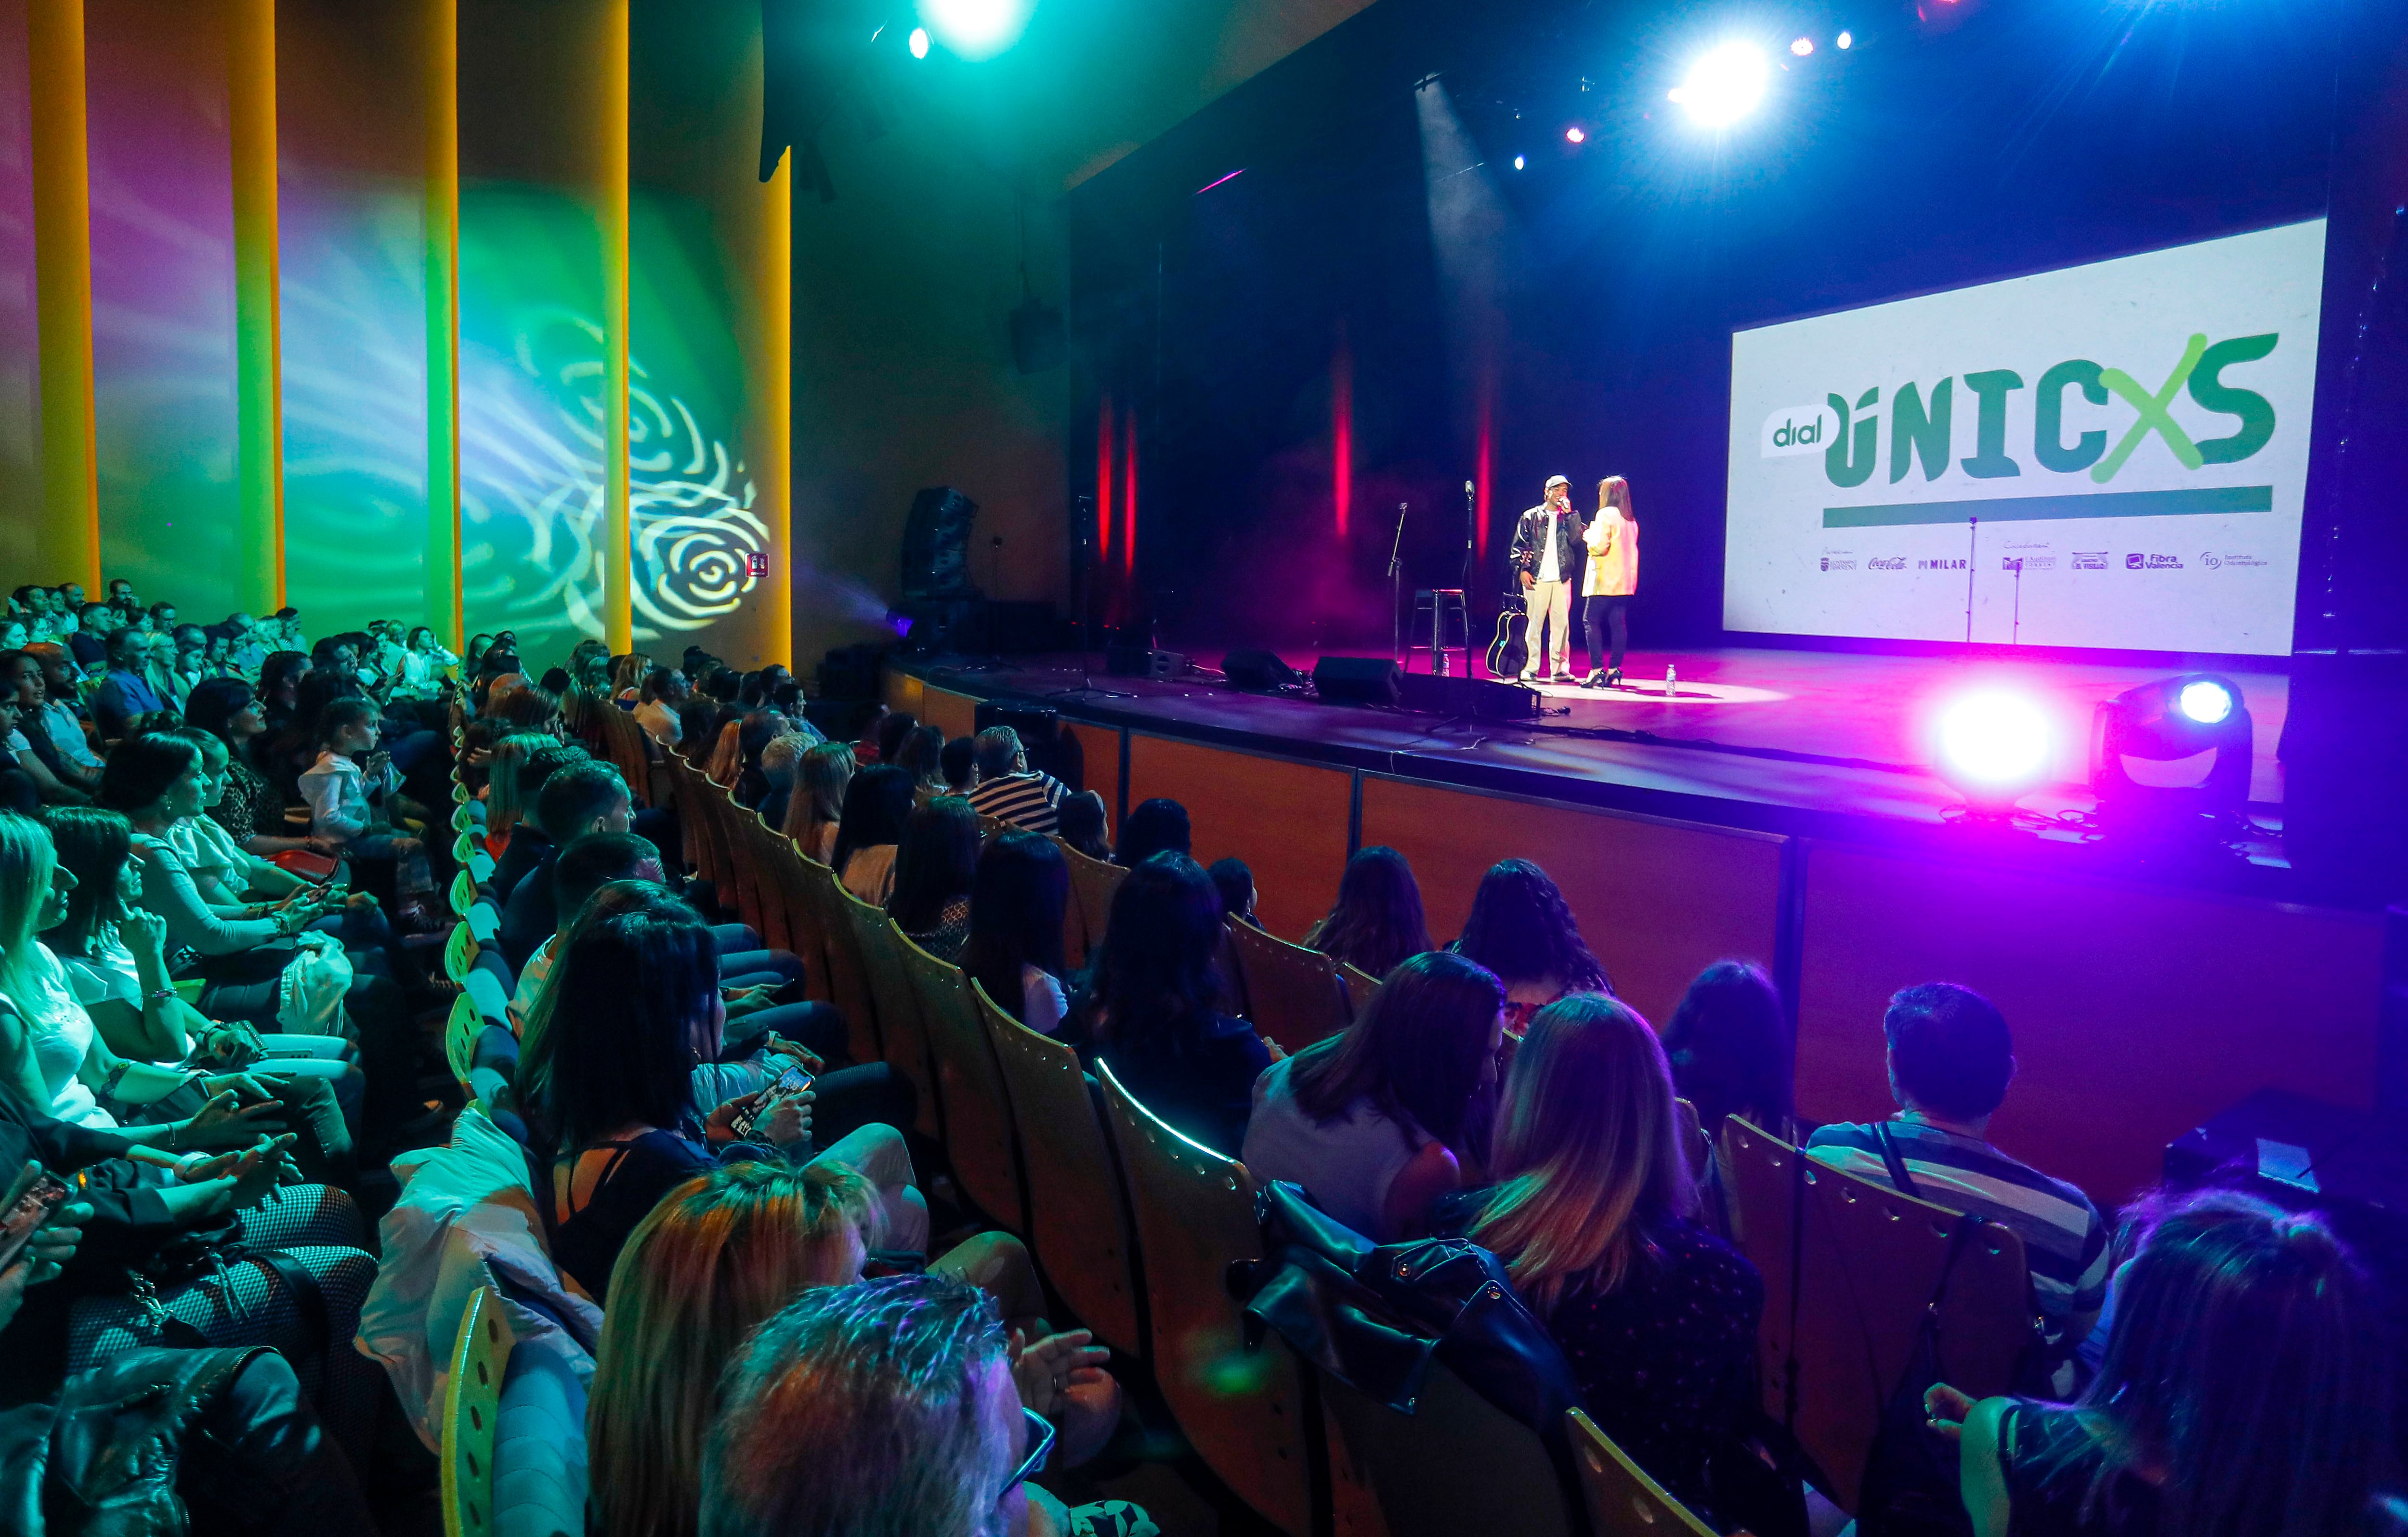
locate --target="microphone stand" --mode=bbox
[1388,501,1409,666]
[1459,479,1477,716]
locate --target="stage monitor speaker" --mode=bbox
[1313,656,1403,707]
[972,698,1082,789]
[1224,648,1303,691]
[1106,645,1186,679]
[1397,673,1541,719]
[900,487,980,599]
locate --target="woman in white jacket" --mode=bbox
[394,625,459,700]
[1581,476,1639,688]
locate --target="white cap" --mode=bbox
[1544,474,1570,490]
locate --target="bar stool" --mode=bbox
[1409,589,1468,676]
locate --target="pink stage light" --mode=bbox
[1122,413,1138,578]
[1934,690,2053,809]
[1096,396,1113,564]
[1474,386,1494,563]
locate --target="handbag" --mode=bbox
[275,932,353,1041]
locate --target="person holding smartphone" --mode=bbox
[296,696,431,930]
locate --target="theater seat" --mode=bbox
[1569,1408,1714,1537]
[1226,919,1350,1054]
[899,934,1025,1232]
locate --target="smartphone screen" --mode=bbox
[729,1064,815,1141]
[0,1172,70,1276]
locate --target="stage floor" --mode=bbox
[897,644,2290,880]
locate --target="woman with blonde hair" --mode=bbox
[588,1160,1124,1537]
[610,651,653,702]
[1580,475,1638,688]
[781,738,853,865]
[1441,992,1765,1526]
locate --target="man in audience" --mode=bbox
[699,1274,1034,1537]
[508,829,667,1030]
[92,626,167,740]
[965,725,1066,833]
[228,612,267,674]
[499,759,633,969]
[55,579,83,612]
[20,647,102,785]
[633,666,688,746]
[488,740,591,902]
[149,600,176,632]
[68,603,111,668]
[1805,982,2108,1384]
[105,577,136,609]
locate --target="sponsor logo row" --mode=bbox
[1817,551,2268,572]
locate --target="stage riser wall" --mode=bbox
[879,668,2383,1209]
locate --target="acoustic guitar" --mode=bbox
[1484,590,1528,678]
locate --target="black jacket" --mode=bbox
[1508,504,1588,583]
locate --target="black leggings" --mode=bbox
[1585,595,1631,674]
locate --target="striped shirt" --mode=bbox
[967,770,1067,834]
[1806,1118,2109,1356]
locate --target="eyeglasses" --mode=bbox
[1001,1407,1055,1495]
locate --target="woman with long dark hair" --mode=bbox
[962,831,1069,1034]
[1931,1190,2389,1537]
[183,677,337,860]
[831,764,915,905]
[1441,994,1764,1525]
[886,796,979,963]
[1451,859,1611,1031]
[1663,960,1793,1141]
[1243,951,1505,1240]
[780,739,853,866]
[1067,853,1269,1156]
[1304,846,1435,980]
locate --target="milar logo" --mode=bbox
[1780,332,2279,487]
[1760,404,1838,459]
[1917,558,1967,571]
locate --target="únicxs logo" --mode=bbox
[1804,332,2279,487]
[1760,404,1838,458]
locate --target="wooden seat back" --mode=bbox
[1063,846,1125,972]
[440,1284,517,1537]
[836,887,936,1136]
[1320,1361,1576,1537]
[977,981,1144,1357]
[898,934,1025,1231]
[1339,961,1381,1019]
[1567,1408,1714,1537]
[1099,1061,1312,1536]
[1226,918,1350,1054]
[1720,1117,2035,1511]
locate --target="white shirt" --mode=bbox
[1537,508,1562,584]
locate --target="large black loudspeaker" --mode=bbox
[1312,656,1403,707]
[971,698,1083,790]
[900,487,980,599]
[1224,648,1302,691]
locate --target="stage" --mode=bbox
[891,642,2291,890]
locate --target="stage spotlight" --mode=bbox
[1565,125,1586,143]
[2091,674,2252,827]
[1791,36,1814,55]
[1513,155,1526,170]
[1935,690,2053,811]
[1668,42,1770,128]
[1836,30,1853,48]
[908,26,929,57]
[918,0,1026,59]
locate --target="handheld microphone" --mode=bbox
[1464,480,1474,495]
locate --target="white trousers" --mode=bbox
[1522,579,1572,674]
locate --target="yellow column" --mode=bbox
[598,0,631,651]
[423,0,462,647]
[750,39,792,668]
[27,0,98,590]
[227,0,284,607]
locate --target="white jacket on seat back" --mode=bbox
[298,749,397,842]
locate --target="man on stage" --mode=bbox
[1510,474,1585,684]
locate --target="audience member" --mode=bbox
[499,760,634,970]
[888,796,978,963]
[1806,983,2107,1383]
[297,696,428,925]
[1056,789,1110,861]
[1943,1187,2387,1537]
[963,831,1070,1035]
[966,726,1068,834]
[1440,994,1765,1526]
[893,723,946,798]
[939,734,978,796]
[1114,796,1190,867]
[1208,856,1256,926]
[870,709,916,767]
[488,740,592,902]
[92,627,167,741]
[1663,960,1794,1142]
[832,764,914,905]
[1305,845,1434,979]
[634,668,689,745]
[780,739,853,866]
[1244,951,1505,1241]
[731,710,788,811]
[1450,858,1611,1028]
[182,677,331,859]
[22,646,105,786]
[1067,853,1269,1157]
[7,647,102,792]
[754,731,807,831]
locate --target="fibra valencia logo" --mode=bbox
[1767,332,2279,487]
